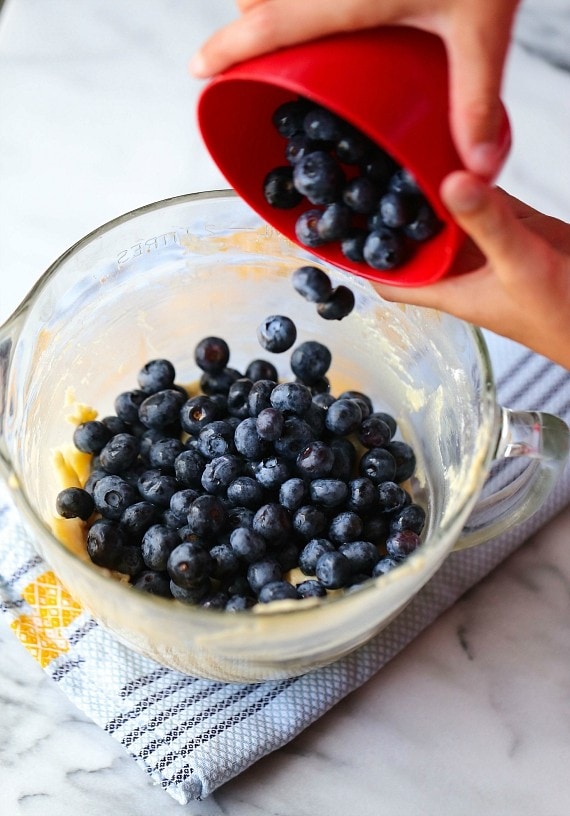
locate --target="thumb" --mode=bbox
[441,171,539,279]
[445,12,514,178]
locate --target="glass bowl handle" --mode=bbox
[454,407,569,551]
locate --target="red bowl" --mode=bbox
[197,26,507,287]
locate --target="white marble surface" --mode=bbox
[1,1,570,813]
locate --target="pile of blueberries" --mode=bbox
[56,276,425,611]
[263,96,442,271]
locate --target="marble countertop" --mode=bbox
[1,1,570,814]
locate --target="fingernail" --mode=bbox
[190,51,207,77]
[443,175,487,214]
[468,121,511,179]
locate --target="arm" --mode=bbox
[191,0,521,178]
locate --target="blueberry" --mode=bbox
[290,341,332,385]
[296,579,327,599]
[377,481,408,514]
[329,437,357,480]
[386,529,421,560]
[148,438,185,471]
[247,379,278,417]
[346,477,378,513]
[390,503,426,535]
[363,228,407,271]
[270,382,312,415]
[226,476,265,509]
[201,454,244,495]
[313,392,337,410]
[378,191,419,228]
[291,265,333,303]
[296,440,334,478]
[272,98,312,137]
[285,133,321,165]
[99,433,139,474]
[197,420,236,459]
[225,594,256,611]
[335,128,372,165]
[137,359,176,393]
[200,367,242,396]
[120,500,161,539]
[234,417,268,460]
[369,411,397,439]
[292,504,328,540]
[328,511,363,544]
[247,558,282,594]
[341,229,367,263]
[101,415,129,435]
[358,415,392,449]
[186,494,228,537]
[253,456,292,490]
[303,106,344,141]
[170,488,200,521]
[167,540,213,588]
[137,469,180,508]
[309,479,348,508]
[297,537,333,576]
[325,398,362,435]
[315,550,352,589]
[201,591,231,610]
[275,539,302,571]
[388,168,421,196]
[317,286,355,320]
[273,417,314,459]
[295,209,325,248]
[174,448,206,487]
[362,513,390,547]
[230,527,267,563]
[170,577,211,604]
[132,570,172,597]
[252,503,292,543]
[86,519,130,571]
[93,475,137,520]
[263,166,303,209]
[138,428,169,464]
[141,524,181,571]
[56,487,95,521]
[256,407,285,441]
[362,149,397,185]
[227,378,254,419]
[72,421,112,454]
[383,441,417,482]
[209,542,241,580]
[304,402,327,435]
[114,389,147,424]
[293,150,344,205]
[244,359,278,383]
[372,556,399,577]
[339,390,373,413]
[338,540,380,574]
[279,477,309,511]
[317,202,352,242]
[84,468,107,495]
[257,315,297,353]
[194,337,230,373]
[403,199,442,241]
[180,395,220,435]
[258,581,299,603]
[359,448,397,484]
[343,176,380,214]
[138,389,185,430]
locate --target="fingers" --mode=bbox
[191,1,339,78]
[445,3,518,177]
[440,171,541,276]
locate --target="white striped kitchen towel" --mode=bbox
[1,331,569,803]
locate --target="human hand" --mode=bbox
[373,172,570,369]
[190,0,520,178]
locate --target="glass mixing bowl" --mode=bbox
[0,191,567,682]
